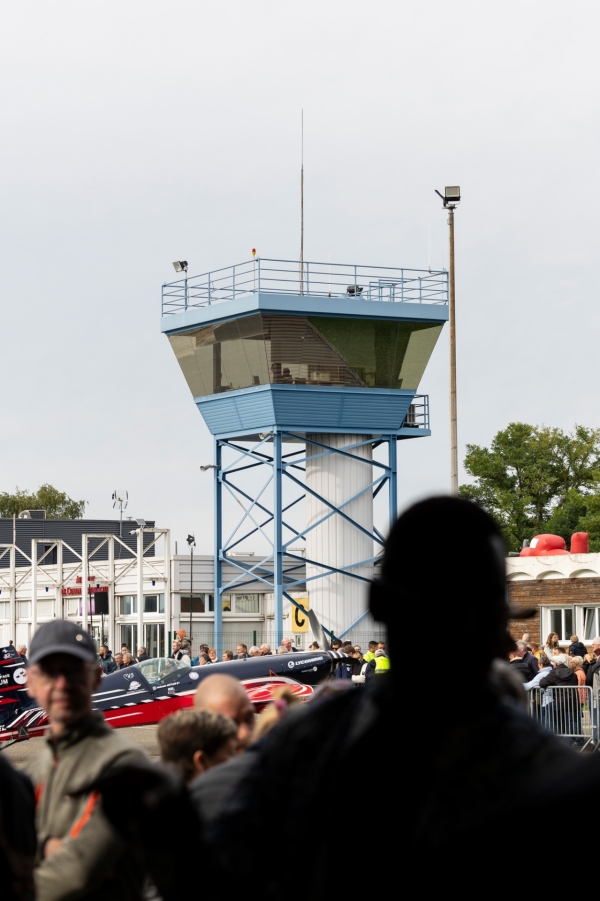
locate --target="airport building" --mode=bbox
[0,515,390,653]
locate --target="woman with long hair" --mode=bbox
[543,632,560,658]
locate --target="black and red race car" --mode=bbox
[0,646,350,743]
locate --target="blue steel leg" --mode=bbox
[388,435,398,532]
[214,440,223,657]
[273,431,283,645]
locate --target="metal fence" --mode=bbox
[528,685,594,750]
[161,258,449,314]
[187,629,387,653]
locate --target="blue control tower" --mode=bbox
[162,258,448,651]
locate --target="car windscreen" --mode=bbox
[134,657,191,686]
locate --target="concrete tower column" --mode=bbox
[305,435,374,637]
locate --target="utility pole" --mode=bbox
[435,186,461,495]
[186,534,195,646]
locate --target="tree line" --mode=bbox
[459,423,600,552]
[0,484,86,519]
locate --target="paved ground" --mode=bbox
[2,725,160,767]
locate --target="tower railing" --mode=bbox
[162,258,448,314]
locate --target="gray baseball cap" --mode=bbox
[29,620,97,666]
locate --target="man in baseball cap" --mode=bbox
[24,621,149,901]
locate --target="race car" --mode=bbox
[0,646,351,744]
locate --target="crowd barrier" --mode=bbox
[528,685,594,751]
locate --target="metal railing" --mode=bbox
[402,397,429,431]
[528,685,594,750]
[161,258,448,314]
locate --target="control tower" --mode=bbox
[162,258,448,652]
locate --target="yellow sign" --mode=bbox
[291,597,309,633]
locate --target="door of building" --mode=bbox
[144,624,164,658]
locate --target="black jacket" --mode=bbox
[508,659,530,682]
[586,657,600,687]
[568,641,587,658]
[539,663,578,700]
[522,651,539,679]
[136,653,150,662]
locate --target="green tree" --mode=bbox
[459,423,600,551]
[0,484,86,519]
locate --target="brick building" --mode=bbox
[507,553,600,647]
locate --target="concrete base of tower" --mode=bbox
[305,434,374,638]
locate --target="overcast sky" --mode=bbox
[1,1,598,553]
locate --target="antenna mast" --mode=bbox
[299,109,304,295]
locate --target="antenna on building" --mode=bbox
[112,490,128,538]
[299,109,304,295]
[428,221,431,271]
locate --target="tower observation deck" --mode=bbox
[162,257,448,651]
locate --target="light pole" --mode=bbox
[435,186,461,495]
[186,533,195,645]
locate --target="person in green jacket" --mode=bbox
[24,620,149,901]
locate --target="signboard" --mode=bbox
[291,597,309,633]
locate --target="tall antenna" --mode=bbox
[428,221,431,271]
[299,109,304,295]
[112,490,128,538]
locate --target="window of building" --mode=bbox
[168,314,444,397]
[181,594,214,613]
[583,607,600,641]
[18,602,31,619]
[120,624,138,653]
[542,606,574,642]
[0,602,7,620]
[221,594,260,614]
[118,595,138,615]
[235,594,260,613]
[143,594,165,614]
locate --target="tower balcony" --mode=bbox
[161,257,448,316]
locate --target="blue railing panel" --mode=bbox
[161,258,448,315]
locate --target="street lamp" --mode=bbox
[435,186,461,495]
[186,534,196,645]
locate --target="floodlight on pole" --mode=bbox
[186,534,196,641]
[172,261,188,273]
[435,185,461,495]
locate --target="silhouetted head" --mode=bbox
[370,496,526,670]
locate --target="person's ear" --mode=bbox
[192,750,206,776]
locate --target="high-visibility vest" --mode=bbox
[363,651,376,663]
[374,655,391,674]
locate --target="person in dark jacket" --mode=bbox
[207,497,579,886]
[98,645,116,675]
[585,637,600,687]
[136,646,150,662]
[517,640,539,679]
[568,635,587,658]
[0,753,36,901]
[508,647,530,682]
